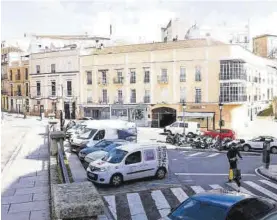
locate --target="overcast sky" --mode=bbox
[1,0,277,42]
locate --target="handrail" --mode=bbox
[57,141,70,183]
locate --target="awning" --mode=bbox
[178,112,214,118]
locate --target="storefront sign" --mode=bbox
[189,105,206,109]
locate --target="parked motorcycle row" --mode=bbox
[166,132,245,151]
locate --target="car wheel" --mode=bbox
[167,130,172,135]
[243,144,250,152]
[271,146,277,154]
[110,174,123,187]
[156,167,166,179]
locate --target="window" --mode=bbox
[102,89,108,103]
[171,122,178,127]
[10,84,13,96]
[195,66,201,81]
[87,90,93,103]
[17,85,21,96]
[67,81,72,96]
[180,67,186,82]
[195,88,202,103]
[51,64,56,73]
[36,82,41,96]
[51,81,56,96]
[10,70,12,80]
[116,70,123,83]
[130,69,136,83]
[102,71,107,84]
[144,149,155,161]
[161,68,167,81]
[25,83,29,96]
[118,89,123,103]
[130,89,136,103]
[144,68,150,83]
[25,68,28,80]
[144,90,150,103]
[87,71,92,85]
[16,69,20,80]
[168,198,200,219]
[125,151,141,165]
[180,123,188,128]
[180,87,186,102]
[36,65,40,74]
[93,130,105,140]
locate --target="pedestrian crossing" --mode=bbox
[179,150,220,158]
[100,179,277,220]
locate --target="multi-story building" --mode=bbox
[29,48,80,119]
[253,34,277,59]
[79,39,277,132]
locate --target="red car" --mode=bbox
[203,129,236,140]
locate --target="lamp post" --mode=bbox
[219,102,223,150]
[182,101,187,136]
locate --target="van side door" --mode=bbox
[93,129,105,141]
[124,151,144,181]
[142,149,157,177]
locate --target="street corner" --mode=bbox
[257,165,277,182]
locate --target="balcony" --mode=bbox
[98,78,108,86]
[113,77,124,84]
[98,97,109,104]
[114,97,124,104]
[221,95,247,103]
[130,97,136,104]
[219,72,247,81]
[87,98,93,104]
[143,96,150,103]
[66,90,72,97]
[1,89,8,95]
[157,75,168,84]
[49,91,57,99]
[33,93,42,99]
[180,76,186,82]
[130,78,136,84]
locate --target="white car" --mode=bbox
[164,121,200,136]
[86,143,168,186]
[242,136,277,153]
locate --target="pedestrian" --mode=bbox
[227,143,243,191]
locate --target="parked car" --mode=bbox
[203,129,236,140]
[78,139,128,161]
[78,117,94,120]
[87,143,168,186]
[164,121,200,136]
[161,191,277,220]
[242,136,277,153]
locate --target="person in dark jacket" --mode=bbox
[227,143,243,190]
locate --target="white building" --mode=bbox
[29,48,80,119]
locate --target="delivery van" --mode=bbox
[164,121,200,135]
[86,143,168,186]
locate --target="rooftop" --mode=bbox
[93,38,225,55]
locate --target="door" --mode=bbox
[250,137,265,149]
[123,151,144,181]
[142,149,157,177]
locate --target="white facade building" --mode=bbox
[29,49,80,119]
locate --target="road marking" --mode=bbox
[188,152,204,157]
[259,180,277,190]
[127,193,148,220]
[226,182,255,196]
[151,190,171,218]
[209,184,223,189]
[174,173,256,176]
[244,181,277,201]
[191,186,205,193]
[207,153,220,157]
[104,195,117,220]
[170,187,188,202]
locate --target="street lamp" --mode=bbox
[182,101,187,136]
[219,102,223,150]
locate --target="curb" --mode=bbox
[256,166,277,182]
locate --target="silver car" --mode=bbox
[242,136,277,153]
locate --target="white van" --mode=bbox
[164,121,200,135]
[86,143,168,186]
[71,120,137,147]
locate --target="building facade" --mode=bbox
[29,49,80,118]
[79,39,277,132]
[253,34,277,59]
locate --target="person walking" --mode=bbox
[227,143,243,191]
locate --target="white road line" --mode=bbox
[244,181,277,201]
[174,173,256,176]
[226,182,255,196]
[207,153,220,157]
[209,184,223,189]
[191,186,205,193]
[259,180,277,190]
[188,152,204,157]
[171,187,189,202]
[151,190,171,218]
[127,193,148,220]
[104,195,117,220]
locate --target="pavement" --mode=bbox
[258,165,277,182]
[1,117,50,220]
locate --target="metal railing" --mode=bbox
[57,141,70,183]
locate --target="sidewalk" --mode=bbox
[258,165,277,182]
[1,124,50,220]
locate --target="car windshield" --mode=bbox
[102,148,128,164]
[103,143,123,152]
[78,129,97,140]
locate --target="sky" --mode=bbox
[1,0,277,43]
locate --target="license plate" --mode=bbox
[88,172,95,179]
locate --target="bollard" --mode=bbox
[263,140,271,169]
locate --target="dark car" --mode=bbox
[162,192,276,220]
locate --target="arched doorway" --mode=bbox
[152,107,177,127]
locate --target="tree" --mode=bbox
[273,96,277,119]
